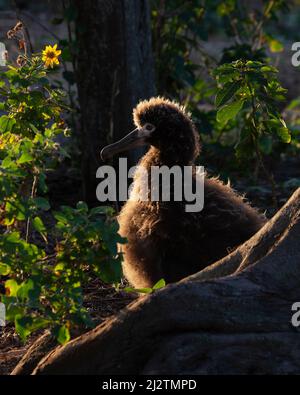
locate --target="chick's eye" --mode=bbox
[145,123,155,132]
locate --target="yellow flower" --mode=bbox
[17,102,26,113]
[0,134,20,149]
[42,44,61,68]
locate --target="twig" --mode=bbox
[109,68,120,213]
[20,10,61,41]
[247,80,278,208]
[61,0,77,74]
[25,174,38,243]
[251,0,275,50]
[229,18,242,45]
[12,0,34,54]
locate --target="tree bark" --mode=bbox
[74,0,155,204]
[12,187,300,375]
[11,331,55,376]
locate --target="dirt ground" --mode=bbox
[0,161,299,375]
[1,159,299,375]
[0,278,136,375]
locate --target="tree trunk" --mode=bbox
[74,0,155,204]
[12,188,300,375]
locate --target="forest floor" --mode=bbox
[1,89,299,372]
[0,156,299,375]
[0,278,136,375]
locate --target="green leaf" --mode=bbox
[5,279,20,297]
[124,287,152,294]
[3,302,25,321]
[135,288,153,294]
[29,123,39,134]
[17,279,35,300]
[15,316,32,342]
[0,263,10,275]
[29,317,49,332]
[38,173,48,193]
[1,156,14,169]
[90,206,113,216]
[18,152,34,164]
[5,201,26,221]
[269,39,283,53]
[6,232,20,243]
[152,278,166,290]
[32,216,46,233]
[123,287,136,293]
[97,259,122,284]
[217,1,235,15]
[57,325,71,345]
[215,82,240,108]
[0,116,16,132]
[287,98,300,110]
[33,197,50,211]
[277,127,291,143]
[261,65,277,73]
[216,100,244,125]
[76,201,89,212]
[15,315,49,342]
[54,212,68,224]
[54,262,65,271]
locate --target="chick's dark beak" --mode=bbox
[100,126,153,161]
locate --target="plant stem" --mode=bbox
[246,80,278,208]
[25,174,38,243]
